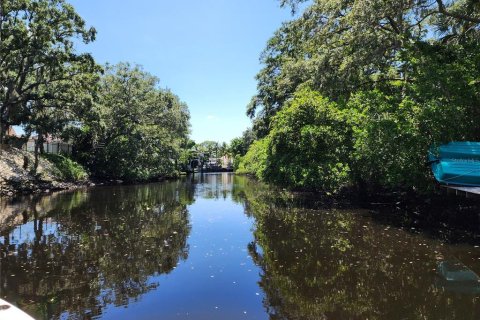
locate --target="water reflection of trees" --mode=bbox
[0,180,194,319]
[242,182,480,320]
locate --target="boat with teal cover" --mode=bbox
[429,142,480,186]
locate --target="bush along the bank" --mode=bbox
[237,83,480,194]
[268,88,352,192]
[236,137,270,179]
[347,90,430,190]
[238,88,351,193]
[42,154,88,182]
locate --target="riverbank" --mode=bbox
[0,146,91,198]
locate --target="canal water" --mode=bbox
[1,173,480,319]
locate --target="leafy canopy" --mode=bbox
[74,63,190,181]
[0,0,98,138]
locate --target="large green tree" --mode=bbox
[26,66,100,170]
[0,0,97,148]
[241,0,480,192]
[248,0,480,136]
[238,88,352,192]
[74,63,190,181]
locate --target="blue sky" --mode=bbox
[68,0,295,144]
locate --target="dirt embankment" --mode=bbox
[0,147,88,197]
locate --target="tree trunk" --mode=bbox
[34,140,39,173]
[0,120,4,154]
[0,103,12,155]
[33,134,44,173]
[39,135,45,154]
[0,3,2,157]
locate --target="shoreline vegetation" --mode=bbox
[2,0,480,199]
[0,146,91,198]
[1,1,191,193]
[231,1,480,194]
[0,146,185,199]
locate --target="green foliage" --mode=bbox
[0,0,98,142]
[265,88,351,192]
[347,44,480,189]
[73,63,190,181]
[239,88,351,192]
[232,154,242,171]
[178,148,196,171]
[42,154,88,182]
[243,0,480,193]
[236,137,270,179]
[238,88,352,192]
[249,0,480,135]
[229,137,246,157]
[229,128,256,157]
[1,2,191,181]
[347,91,427,188]
[196,141,220,158]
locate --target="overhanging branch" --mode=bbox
[436,0,480,24]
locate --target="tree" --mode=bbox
[196,141,220,158]
[178,138,197,171]
[229,128,256,157]
[74,63,190,181]
[241,0,480,192]
[0,0,97,150]
[229,137,245,157]
[236,137,270,179]
[239,87,352,192]
[26,66,100,171]
[248,0,480,137]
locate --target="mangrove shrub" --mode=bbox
[239,88,352,192]
[265,88,351,192]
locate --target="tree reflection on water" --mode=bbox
[2,175,480,319]
[240,178,480,320]
[0,180,194,319]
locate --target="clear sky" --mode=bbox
[68,0,294,144]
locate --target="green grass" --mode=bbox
[42,153,88,182]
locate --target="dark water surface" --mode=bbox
[1,173,480,319]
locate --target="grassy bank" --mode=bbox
[0,147,89,197]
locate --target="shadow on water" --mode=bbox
[0,180,196,319]
[234,178,480,320]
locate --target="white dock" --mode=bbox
[443,185,480,196]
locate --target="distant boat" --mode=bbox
[429,142,480,186]
[0,299,35,320]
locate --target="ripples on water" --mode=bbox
[0,173,480,319]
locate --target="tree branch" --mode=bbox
[386,16,402,34]
[436,0,480,24]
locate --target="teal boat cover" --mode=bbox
[429,142,480,186]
